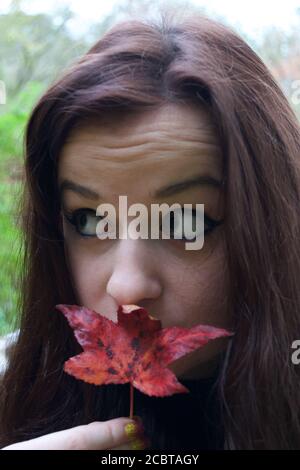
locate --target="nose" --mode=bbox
[106,238,163,307]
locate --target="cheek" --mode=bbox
[184,257,229,325]
[163,239,230,329]
[165,242,231,378]
[62,230,108,308]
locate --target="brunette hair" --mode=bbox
[1,12,300,449]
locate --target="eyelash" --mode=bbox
[63,208,224,241]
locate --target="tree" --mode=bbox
[0,4,89,97]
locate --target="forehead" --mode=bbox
[58,102,223,188]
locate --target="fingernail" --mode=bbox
[124,422,143,440]
[132,415,145,432]
[129,437,150,450]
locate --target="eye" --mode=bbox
[63,207,224,241]
[63,208,103,238]
[160,208,223,241]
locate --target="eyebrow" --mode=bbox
[59,174,223,201]
[155,174,222,197]
[59,179,100,201]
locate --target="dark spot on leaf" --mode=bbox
[128,362,133,370]
[143,362,151,371]
[131,337,140,350]
[97,339,104,348]
[107,367,118,375]
[105,346,114,359]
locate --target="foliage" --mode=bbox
[0,182,23,334]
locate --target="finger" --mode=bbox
[2,418,135,450]
[109,432,151,450]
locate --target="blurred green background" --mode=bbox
[0,0,299,335]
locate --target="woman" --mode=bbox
[1,12,300,450]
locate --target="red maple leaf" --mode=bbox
[56,303,233,398]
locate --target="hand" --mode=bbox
[1,417,149,450]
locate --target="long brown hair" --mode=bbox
[1,12,300,449]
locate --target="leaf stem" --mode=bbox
[129,383,134,419]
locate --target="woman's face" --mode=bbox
[58,102,231,379]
